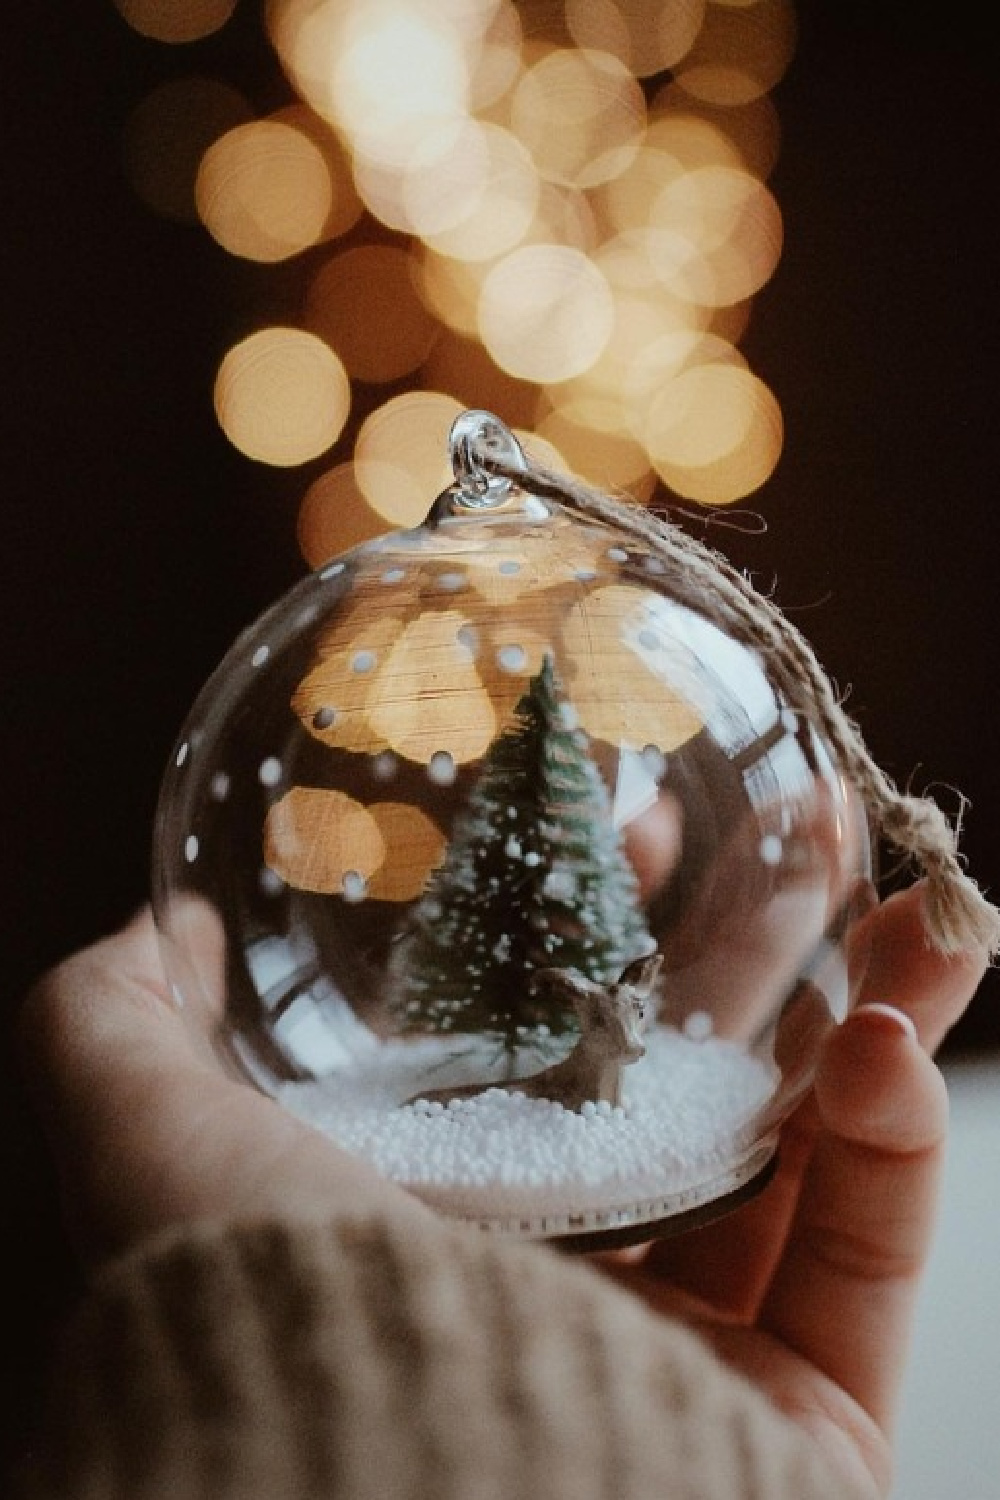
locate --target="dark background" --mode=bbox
[2,0,997,1474]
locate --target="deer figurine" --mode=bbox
[408,952,661,1113]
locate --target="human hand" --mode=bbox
[594,882,989,1498]
[16,903,434,1267]
[17,885,987,1500]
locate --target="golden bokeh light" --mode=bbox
[418,124,540,262]
[365,803,447,901]
[416,251,487,338]
[355,392,465,525]
[293,611,403,754]
[264,788,385,895]
[561,585,706,748]
[305,246,438,384]
[114,0,236,43]
[123,78,252,222]
[564,0,706,80]
[368,611,499,763]
[536,400,654,495]
[420,332,540,430]
[478,245,614,383]
[622,329,747,437]
[296,464,391,568]
[468,0,523,110]
[351,116,492,237]
[328,6,471,169]
[195,120,334,262]
[645,364,782,503]
[651,82,781,181]
[650,165,782,305]
[671,0,797,106]
[270,104,366,241]
[214,328,350,467]
[510,47,646,190]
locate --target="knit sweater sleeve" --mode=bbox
[13,1210,864,1500]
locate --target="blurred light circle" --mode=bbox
[304,246,438,383]
[296,464,390,568]
[331,8,470,166]
[420,333,541,431]
[419,125,540,262]
[564,0,706,79]
[195,120,334,262]
[671,0,797,106]
[113,0,236,42]
[214,328,350,467]
[510,47,646,190]
[622,330,746,435]
[416,251,487,337]
[645,364,782,503]
[478,245,614,384]
[271,105,365,241]
[355,392,465,524]
[468,0,523,109]
[123,77,252,222]
[536,399,654,494]
[651,81,781,181]
[353,115,491,236]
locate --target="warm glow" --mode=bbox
[296,464,390,568]
[365,803,447,901]
[418,124,540,262]
[330,6,471,168]
[351,116,492,236]
[672,0,797,106]
[536,400,653,494]
[652,82,782,181]
[293,612,403,754]
[622,330,747,438]
[511,47,647,190]
[123,78,252,222]
[478,245,614,383]
[271,106,365,241]
[214,328,350,466]
[195,120,334,262]
[368,611,499,763]
[264,788,385,895]
[468,0,523,109]
[650,165,782,305]
[355,393,465,525]
[420,333,540,431]
[561,585,706,748]
[564,0,706,79]
[305,246,438,383]
[645,365,783,502]
[114,0,236,43]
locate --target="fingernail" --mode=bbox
[858,1002,918,1043]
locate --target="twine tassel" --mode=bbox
[488,449,1000,962]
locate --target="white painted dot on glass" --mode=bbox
[382,568,405,585]
[498,559,521,575]
[436,571,467,592]
[351,650,377,674]
[342,870,367,903]
[259,867,285,897]
[184,834,199,864]
[608,547,628,562]
[258,757,283,788]
[210,771,231,802]
[175,741,190,768]
[251,645,270,668]
[498,644,527,672]
[312,706,337,730]
[320,562,345,581]
[428,750,457,786]
[371,751,398,781]
[760,833,783,866]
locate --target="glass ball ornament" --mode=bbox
[152,410,874,1248]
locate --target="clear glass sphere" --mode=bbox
[152,459,873,1246]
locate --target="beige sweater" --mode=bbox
[12,1210,861,1500]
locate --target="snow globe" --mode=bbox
[152,410,875,1247]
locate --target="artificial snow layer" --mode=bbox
[279,1025,777,1226]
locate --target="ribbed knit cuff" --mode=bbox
[14,1210,859,1500]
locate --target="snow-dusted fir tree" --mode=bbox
[389,655,653,1061]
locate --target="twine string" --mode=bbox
[482,448,999,960]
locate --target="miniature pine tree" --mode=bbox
[389,655,653,1060]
